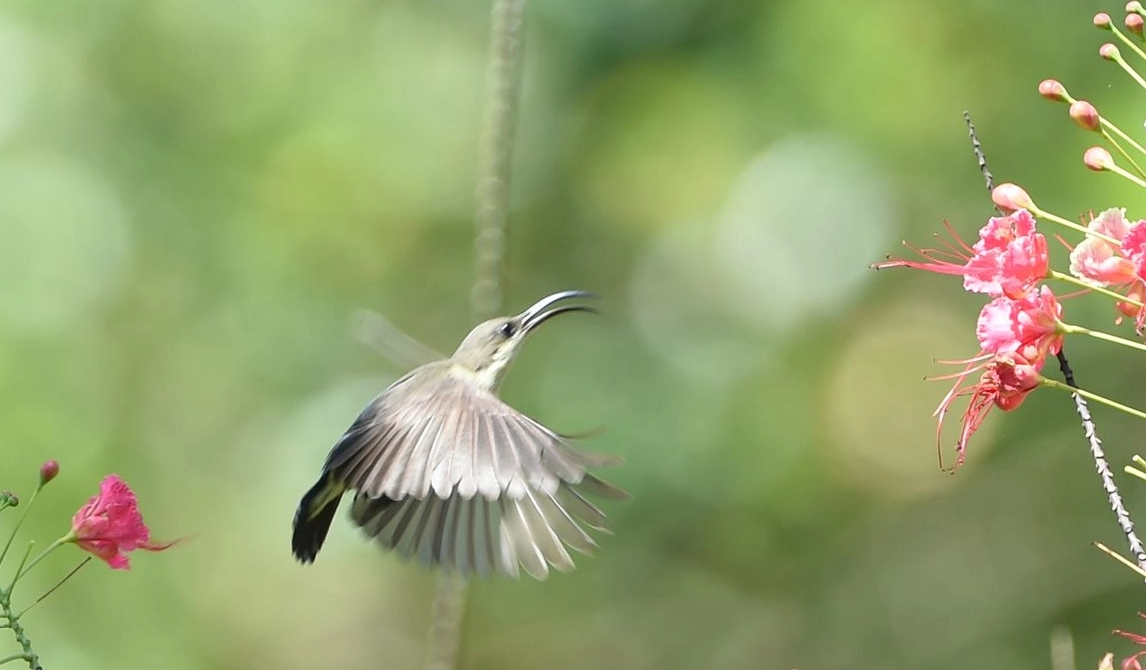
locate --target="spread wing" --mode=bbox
[322,365,626,579]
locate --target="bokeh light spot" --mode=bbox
[824,296,994,498]
[714,133,897,333]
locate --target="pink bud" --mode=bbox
[1102,43,1121,60]
[1085,146,1116,171]
[991,183,1034,214]
[1070,100,1101,130]
[1096,12,1114,28]
[1129,13,1145,35]
[1123,655,1143,670]
[1129,2,1145,14]
[1038,79,1069,102]
[39,460,59,486]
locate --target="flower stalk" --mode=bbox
[0,463,172,668]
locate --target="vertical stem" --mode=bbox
[425,573,468,670]
[1055,349,1146,575]
[471,0,526,322]
[964,111,998,212]
[0,592,40,670]
[426,1,527,669]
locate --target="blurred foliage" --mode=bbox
[0,0,1144,668]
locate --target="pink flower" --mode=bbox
[1069,209,1137,286]
[1066,213,1146,332]
[1124,221,1146,281]
[874,210,1047,299]
[962,210,1049,298]
[68,475,172,570]
[975,286,1064,362]
[1114,612,1146,670]
[1115,282,1146,333]
[934,353,1043,470]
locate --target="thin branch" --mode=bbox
[964,111,999,215]
[425,573,468,670]
[470,0,526,321]
[426,1,528,669]
[17,557,91,618]
[1058,348,1146,574]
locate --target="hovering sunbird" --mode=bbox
[292,290,626,579]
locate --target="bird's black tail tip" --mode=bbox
[291,478,342,564]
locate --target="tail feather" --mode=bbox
[292,477,344,563]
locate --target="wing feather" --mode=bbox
[439,495,462,572]
[414,495,446,566]
[519,488,575,572]
[326,366,624,578]
[500,496,544,579]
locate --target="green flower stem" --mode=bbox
[0,485,41,569]
[1031,206,1120,245]
[6,545,32,596]
[0,590,40,670]
[13,537,68,589]
[18,557,90,618]
[1059,321,1146,354]
[1041,377,1146,420]
[1108,157,1146,189]
[1049,270,1145,308]
[1104,130,1146,180]
[1109,20,1146,64]
[1103,116,1146,159]
[4,542,34,595]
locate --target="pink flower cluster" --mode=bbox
[1069,207,1146,329]
[877,207,1062,469]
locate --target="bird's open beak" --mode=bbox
[520,290,599,333]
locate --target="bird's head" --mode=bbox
[450,290,598,390]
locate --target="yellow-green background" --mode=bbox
[1,1,1144,668]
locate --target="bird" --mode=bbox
[291,290,627,580]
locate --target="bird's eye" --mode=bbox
[497,322,516,338]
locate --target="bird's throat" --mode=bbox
[449,360,506,392]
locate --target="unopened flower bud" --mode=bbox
[1096,12,1114,28]
[1,491,18,507]
[1101,43,1121,60]
[1085,146,1116,171]
[1070,100,1101,130]
[1039,79,1069,102]
[39,460,59,486]
[1129,1,1145,15]
[1128,12,1144,35]
[991,183,1034,214]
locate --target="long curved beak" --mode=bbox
[520,290,599,332]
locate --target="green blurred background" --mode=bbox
[2,0,1146,668]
